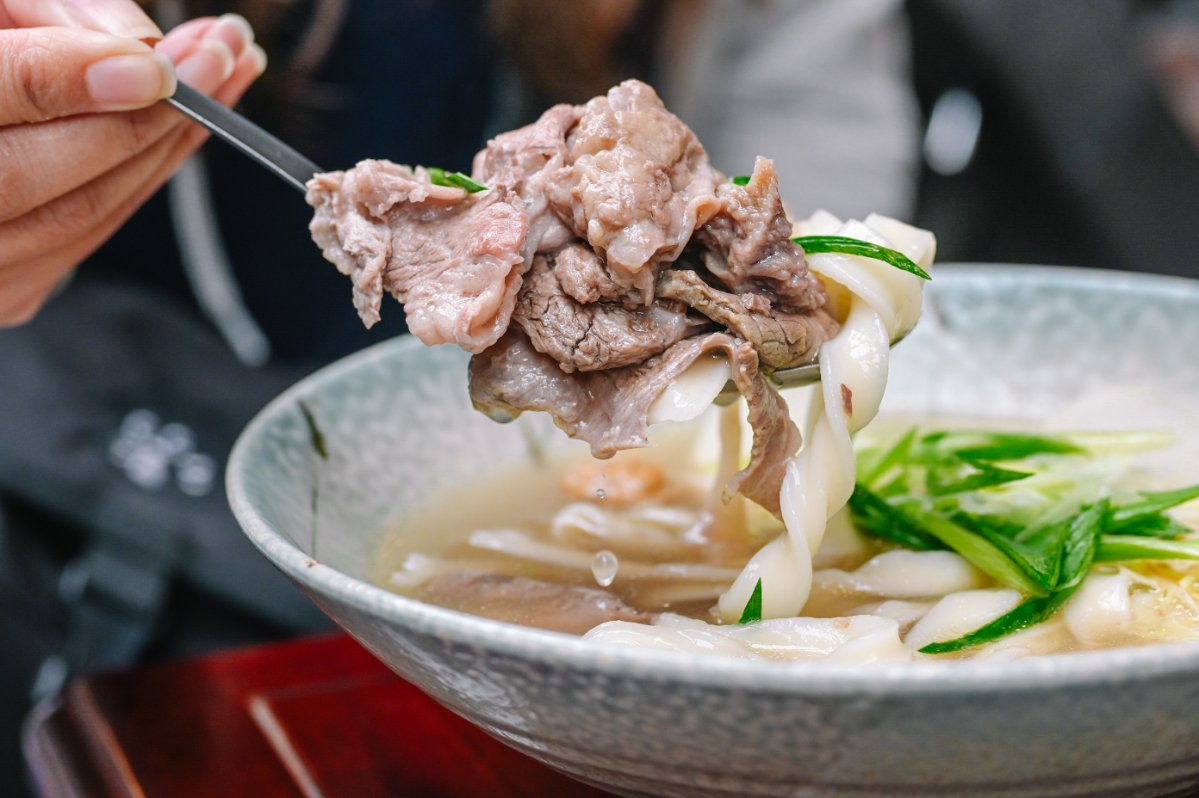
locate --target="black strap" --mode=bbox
[31,531,178,702]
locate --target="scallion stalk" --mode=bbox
[792,236,931,280]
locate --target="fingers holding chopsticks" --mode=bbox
[0,4,266,324]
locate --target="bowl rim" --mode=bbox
[228,264,1199,696]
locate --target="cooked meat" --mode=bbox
[308,80,838,513]
[418,571,652,634]
[469,330,801,513]
[543,80,723,300]
[472,103,579,266]
[513,252,702,373]
[696,157,826,311]
[656,269,837,370]
[472,103,577,192]
[722,346,804,516]
[307,161,528,353]
[549,242,638,305]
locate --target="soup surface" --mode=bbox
[375,408,1199,661]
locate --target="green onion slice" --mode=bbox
[426,166,489,193]
[850,426,1199,655]
[792,235,931,280]
[738,578,764,624]
[918,590,1076,654]
[1095,535,1199,563]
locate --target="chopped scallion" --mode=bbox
[738,578,764,624]
[1095,535,1199,563]
[426,166,489,193]
[918,590,1075,654]
[792,235,931,280]
[850,427,1199,654]
[1108,484,1199,530]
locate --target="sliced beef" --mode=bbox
[418,571,652,635]
[308,80,839,513]
[307,161,529,353]
[513,252,701,373]
[543,80,724,299]
[550,242,640,305]
[656,269,837,370]
[696,157,826,311]
[472,103,579,262]
[469,330,801,514]
[723,348,804,516]
[468,330,580,425]
[472,103,577,191]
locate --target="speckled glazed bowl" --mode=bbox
[228,266,1199,798]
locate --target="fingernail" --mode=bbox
[86,51,176,109]
[248,43,268,77]
[175,40,237,91]
[219,13,256,45]
[201,14,254,58]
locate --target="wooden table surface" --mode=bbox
[23,633,616,797]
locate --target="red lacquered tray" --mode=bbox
[23,633,615,797]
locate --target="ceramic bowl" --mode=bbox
[228,265,1199,797]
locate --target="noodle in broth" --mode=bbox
[372,213,1199,662]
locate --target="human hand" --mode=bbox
[0,0,267,324]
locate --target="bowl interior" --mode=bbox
[229,338,576,582]
[883,266,1199,421]
[228,264,1199,666]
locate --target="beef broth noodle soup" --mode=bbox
[308,80,1199,662]
[373,405,1199,662]
[374,437,753,636]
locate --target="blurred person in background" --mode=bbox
[0,0,918,792]
[908,0,1199,276]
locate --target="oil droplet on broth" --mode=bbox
[591,549,618,587]
[595,488,607,500]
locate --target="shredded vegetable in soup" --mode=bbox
[309,79,1199,661]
